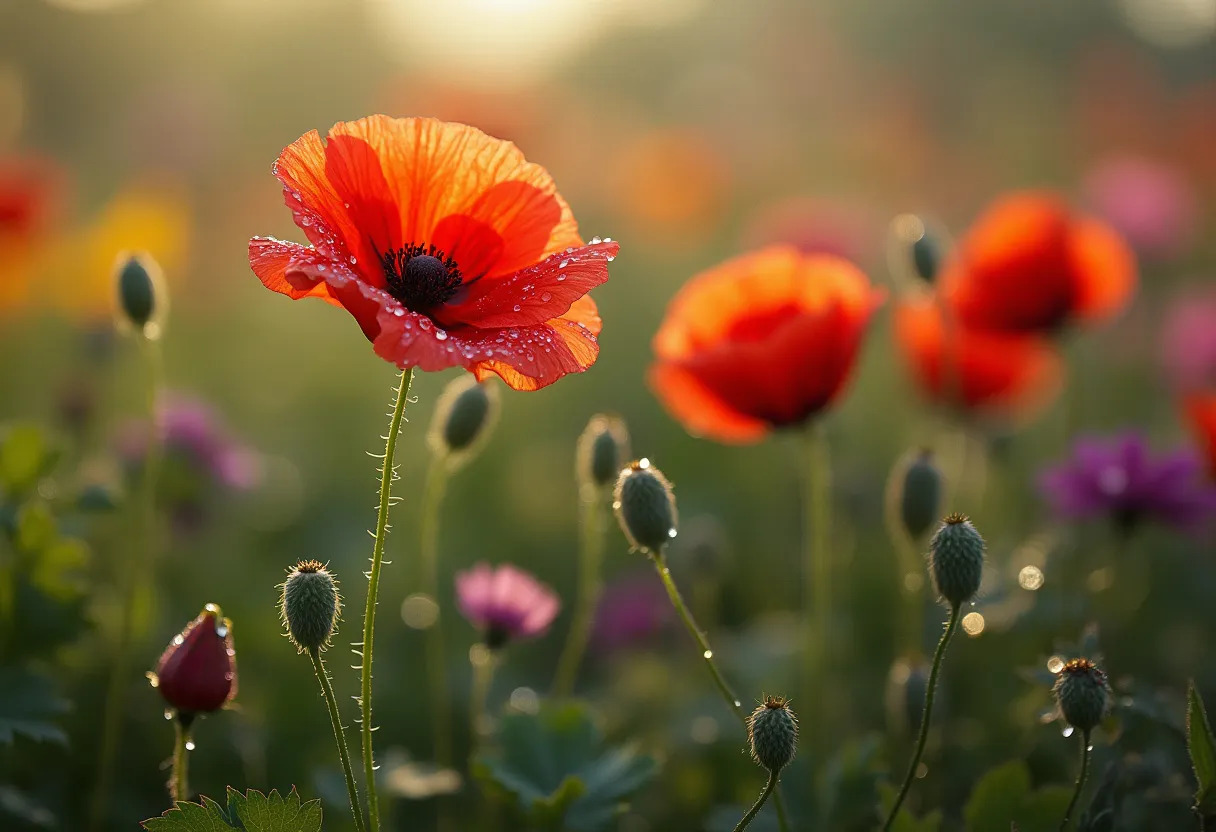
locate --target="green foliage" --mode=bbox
[474,702,659,831]
[962,760,1073,832]
[878,783,941,832]
[0,424,57,499]
[1187,681,1216,816]
[0,670,69,745]
[141,788,322,832]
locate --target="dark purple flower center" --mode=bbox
[485,625,510,650]
[380,244,463,311]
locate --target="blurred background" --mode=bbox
[2,0,1215,829]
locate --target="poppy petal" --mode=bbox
[272,131,365,270]
[647,361,770,443]
[1068,217,1137,324]
[322,133,404,280]
[1184,393,1216,478]
[248,237,342,306]
[437,240,617,329]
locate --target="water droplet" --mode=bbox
[393,308,405,317]
[668,528,678,538]
[702,650,713,659]
[540,292,552,302]
[349,256,358,265]
[556,275,566,281]
[590,236,602,244]
[435,330,448,341]
[301,217,312,226]
[733,700,741,708]
[418,318,432,330]
[1062,726,1075,738]
[343,202,351,208]
[603,237,613,242]
[1086,744,1094,752]
[513,304,521,312]
[638,458,650,469]
[173,634,184,646]
[215,625,229,638]
[607,255,616,262]
[559,259,569,268]
[185,740,196,751]
[164,710,174,720]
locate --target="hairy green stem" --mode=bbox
[734,770,779,832]
[882,603,960,830]
[170,714,194,804]
[1059,729,1091,832]
[419,456,454,770]
[89,335,164,830]
[552,491,607,697]
[802,424,833,746]
[309,647,367,832]
[359,367,414,832]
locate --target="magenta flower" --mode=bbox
[455,563,560,648]
[1161,289,1216,393]
[1039,433,1216,533]
[591,572,672,653]
[1083,155,1198,260]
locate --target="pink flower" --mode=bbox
[1083,155,1199,260]
[1161,289,1216,393]
[455,563,559,648]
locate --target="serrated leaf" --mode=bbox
[475,703,659,832]
[0,669,70,745]
[1188,681,1216,813]
[227,787,322,832]
[141,794,236,831]
[0,425,55,498]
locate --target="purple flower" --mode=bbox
[1161,289,1216,393]
[591,571,672,653]
[1039,433,1216,533]
[455,563,559,648]
[1083,155,1198,260]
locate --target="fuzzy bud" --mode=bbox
[115,253,160,334]
[151,603,236,715]
[577,414,630,489]
[928,513,985,607]
[613,459,677,553]
[280,560,341,653]
[427,376,498,463]
[748,696,798,773]
[898,449,943,540]
[1053,658,1110,732]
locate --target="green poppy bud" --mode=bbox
[280,560,341,653]
[1053,658,1110,732]
[577,414,629,489]
[428,375,499,464]
[613,459,677,554]
[898,449,943,540]
[115,253,160,334]
[929,513,985,607]
[748,696,798,773]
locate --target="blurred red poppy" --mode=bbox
[249,116,618,391]
[942,191,1136,334]
[0,154,65,314]
[649,246,883,443]
[894,294,1063,419]
[1184,394,1216,478]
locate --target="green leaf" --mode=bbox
[0,669,70,745]
[15,502,56,555]
[878,783,942,832]
[475,702,659,832]
[964,761,1031,832]
[142,789,321,832]
[0,425,55,499]
[1188,681,1216,813]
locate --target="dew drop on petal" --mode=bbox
[173,634,184,646]
[559,259,569,268]
[435,330,448,341]
[540,292,552,302]
[513,304,521,312]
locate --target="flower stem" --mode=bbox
[309,647,367,832]
[170,713,194,804]
[359,367,414,832]
[882,602,961,831]
[552,490,607,697]
[801,423,832,745]
[469,646,498,744]
[734,770,779,832]
[89,335,164,831]
[882,466,926,656]
[1059,729,1091,832]
[419,455,454,769]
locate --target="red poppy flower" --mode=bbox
[1184,394,1216,478]
[249,116,618,391]
[0,155,65,314]
[942,191,1136,334]
[649,246,883,443]
[894,294,1063,419]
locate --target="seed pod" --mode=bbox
[427,375,498,463]
[898,449,943,540]
[115,253,160,333]
[928,513,985,607]
[748,696,798,773]
[280,560,341,653]
[577,414,629,489]
[1053,658,1110,732]
[613,459,677,553]
[152,604,236,715]
[910,228,940,284]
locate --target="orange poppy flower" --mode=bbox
[649,246,883,443]
[943,191,1136,334]
[894,294,1063,419]
[1184,394,1216,478]
[248,116,618,391]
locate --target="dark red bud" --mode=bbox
[152,604,236,715]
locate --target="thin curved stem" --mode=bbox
[89,335,164,830]
[419,455,454,771]
[734,769,779,832]
[802,424,833,748]
[882,603,961,831]
[1059,730,1091,831]
[552,491,607,697]
[469,647,498,744]
[309,647,367,832]
[359,367,414,832]
[170,714,193,804]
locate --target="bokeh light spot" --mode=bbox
[961,611,985,636]
[1018,565,1045,591]
[401,593,439,629]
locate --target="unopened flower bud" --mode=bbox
[929,513,985,607]
[577,414,629,489]
[889,214,943,287]
[152,603,236,715]
[428,375,498,463]
[1053,658,1110,732]
[280,560,340,653]
[898,449,943,540]
[115,253,161,334]
[748,696,798,773]
[910,228,940,285]
[613,459,677,553]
